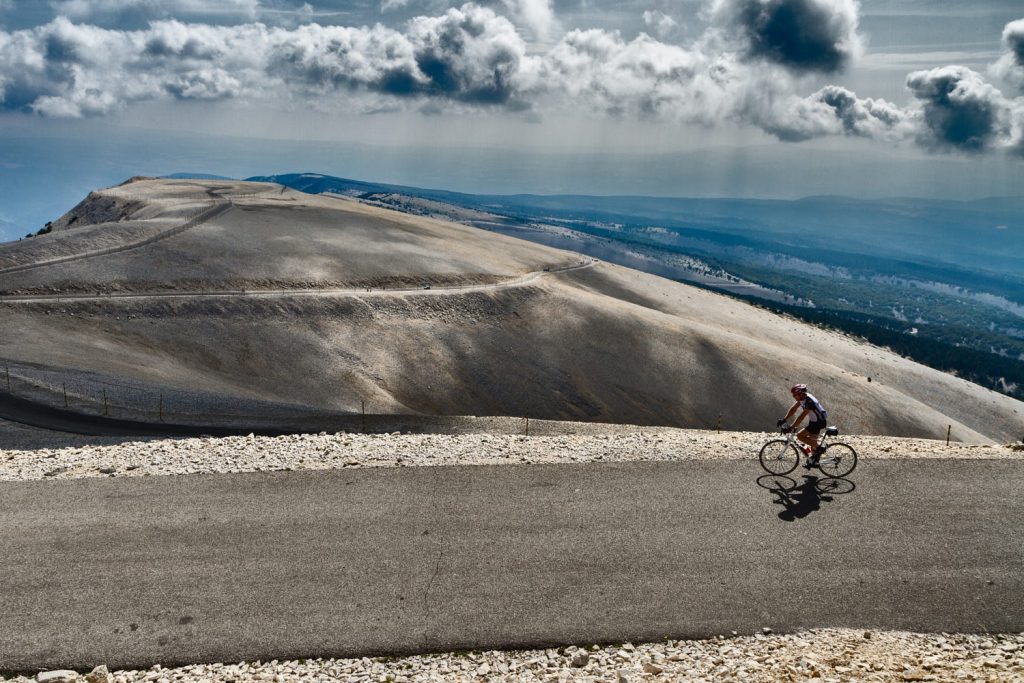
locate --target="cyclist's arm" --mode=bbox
[783,402,800,423]
[791,409,809,428]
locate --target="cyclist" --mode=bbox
[777,384,827,468]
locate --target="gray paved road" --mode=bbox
[1,460,1021,672]
[0,259,595,303]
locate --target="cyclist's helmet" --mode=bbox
[790,383,808,396]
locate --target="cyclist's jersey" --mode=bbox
[802,393,827,422]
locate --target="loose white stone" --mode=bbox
[83,666,111,683]
[36,672,77,683]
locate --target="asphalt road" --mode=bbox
[1,459,1021,672]
[0,259,596,303]
[0,197,231,277]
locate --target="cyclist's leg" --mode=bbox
[804,421,826,454]
[796,427,819,450]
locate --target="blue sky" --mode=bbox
[1,0,1023,239]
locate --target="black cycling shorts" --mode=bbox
[806,420,827,435]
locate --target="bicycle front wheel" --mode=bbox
[818,442,857,477]
[759,439,800,475]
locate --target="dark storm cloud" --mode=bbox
[711,0,861,74]
[406,5,524,104]
[906,66,1013,153]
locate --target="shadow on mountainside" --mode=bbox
[385,282,782,429]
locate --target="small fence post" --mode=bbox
[159,392,164,422]
[63,382,68,408]
[103,388,108,416]
[946,425,951,446]
[717,414,722,432]
[525,416,529,436]
[361,400,365,434]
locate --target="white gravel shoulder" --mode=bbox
[3,425,1022,682]
[5,629,1023,682]
[1,427,1022,482]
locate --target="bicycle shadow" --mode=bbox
[756,474,856,522]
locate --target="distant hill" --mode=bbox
[0,177,1020,442]
[251,173,1024,401]
[250,173,1024,286]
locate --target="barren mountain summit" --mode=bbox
[0,178,1020,442]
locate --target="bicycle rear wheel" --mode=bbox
[759,439,800,475]
[818,442,857,477]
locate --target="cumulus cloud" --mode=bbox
[710,0,861,74]
[2,1,1023,160]
[808,85,908,139]
[524,29,721,121]
[990,18,1024,92]
[406,4,526,103]
[905,65,1023,154]
[0,5,534,116]
[502,0,558,41]
[525,27,903,144]
[738,85,904,142]
[379,0,557,41]
[0,17,268,116]
[0,2,893,141]
[1005,18,1024,65]
[642,10,679,40]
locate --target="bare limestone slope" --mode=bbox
[0,178,1020,443]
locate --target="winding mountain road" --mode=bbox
[0,261,597,303]
[0,194,232,278]
[1,459,1021,672]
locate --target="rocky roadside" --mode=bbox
[1,427,1022,482]
[2,426,1022,682]
[6,630,1023,682]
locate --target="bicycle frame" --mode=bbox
[761,425,857,477]
[782,427,829,450]
[781,428,840,464]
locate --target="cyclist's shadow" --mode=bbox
[756,474,855,521]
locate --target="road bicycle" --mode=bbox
[758,425,857,477]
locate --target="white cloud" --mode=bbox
[642,10,679,40]
[1,1,1021,160]
[0,6,529,116]
[501,0,558,42]
[524,29,729,124]
[380,0,558,41]
[990,18,1024,92]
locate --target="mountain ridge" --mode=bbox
[0,178,1019,443]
